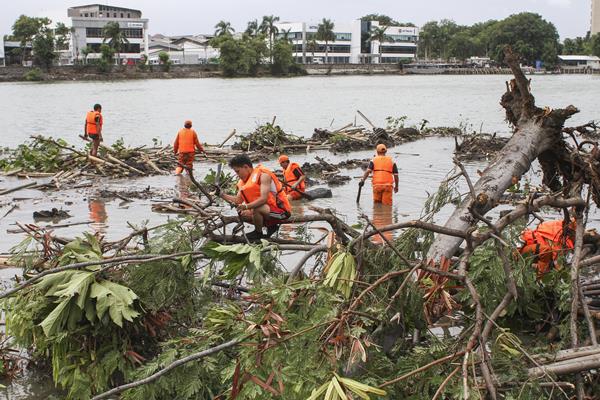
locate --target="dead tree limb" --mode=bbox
[427,47,579,262]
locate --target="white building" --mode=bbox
[0,36,5,67]
[558,55,600,70]
[592,0,600,35]
[68,4,149,64]
[274,19,418,64]
[148,35,219,64]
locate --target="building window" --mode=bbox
[121,13,124,18]
[84,13,88,17]
[127,13,131,18]
[380,46,416,54]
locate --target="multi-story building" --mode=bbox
[274,19,418,64]
[592,0,600,35]
[68,4,149,64]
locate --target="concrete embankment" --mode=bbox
[1,63,598,82]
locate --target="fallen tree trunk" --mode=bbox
[427,47,579,261]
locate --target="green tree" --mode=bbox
[418,21,439,59]
[489,12,559,66]
[448,30,477,60]
[99,43,114,71]
[360,14,415,27]
[260,15,280,63]
[210,34,267,77]
[214,20,234,37]
[245,19,260,37]
[54,22,71,50]
[11,15,51,64]
[316,18,335,64]
[102,21,129,65]
[271,38,294,75]
[32,27,57,69]
[306,39,318,60]
[589,33,600,57]
[369,26,390,63]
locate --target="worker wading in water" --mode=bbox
[359,144,399,206]
[173,120,206,174]
[219,154,292,240]
[519,219,576,278]
[84,103,103,157]
[278,154,306,201]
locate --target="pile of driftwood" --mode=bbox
[454,133,510,161]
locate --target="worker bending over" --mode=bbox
[359,144,399,205]
[519,219,576,278]
[173,120,206,174]
[84,103,103,157]
[219,154,291,240]
[278,155,306,201]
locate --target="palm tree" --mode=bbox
[281,28,293,43]
[260,15,280,63]
[306,39,318,61]
[316,18,335,64]
[369,26,390,64]
[214,20,234,37]
[245,19,259,37]
[102,21,129,65]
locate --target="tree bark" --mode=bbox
[427,47,578,262]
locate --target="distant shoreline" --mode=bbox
[1,64,597,83]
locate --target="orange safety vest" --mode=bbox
[284,162,305,192]
[237,165,291,214]
[86,111,103,134]
[371,156,395,186]
[174,128,203,154]
[520,219,575,274]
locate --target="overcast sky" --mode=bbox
[0,0,593,39]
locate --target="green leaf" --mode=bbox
[90,280,140,327]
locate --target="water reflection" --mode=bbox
[372,203,394,244]
[88,198,107,233]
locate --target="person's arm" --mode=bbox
[95,115,102,139]
[173,133,179,154]
[237,173,270,211]
[393,164,399,193]
[194,131,206,154]
[221,191,243,206]
[360,161,374,185]
[291,167,305,189]
[84,119,88,137]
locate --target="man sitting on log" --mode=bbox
[278,154,306,201]
[219,154,292,240]
[173,120,206,175]
[359,144,399,206]
[519,219,576,278]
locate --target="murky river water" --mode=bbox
[0,74,599,398]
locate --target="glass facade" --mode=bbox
[86,28,144,39]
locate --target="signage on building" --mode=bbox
[128,22,144,28]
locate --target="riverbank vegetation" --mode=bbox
[2,50,600,400]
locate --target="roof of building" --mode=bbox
[558,55,600,61]
[171,36,211,46]
[68,4,141,13]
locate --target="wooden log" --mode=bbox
[16,172,55,178]
[88,155,118,168]
[528,353,600,378]
[532,345,600,364]
[219,129,237,148]
[0,181,38,196]
[106,154,146,175]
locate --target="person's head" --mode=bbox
[229,154,254,181]
[93,104,102,112]
[184,120,192,129]
[278,154,290,169]
[376,143,387,155]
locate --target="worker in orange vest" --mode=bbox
[278,154,306,201]
[173,120,206,174]
[84,103,103,157]
[219,154,292,240]
[359,144,399,206]
[519,219,576,277]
